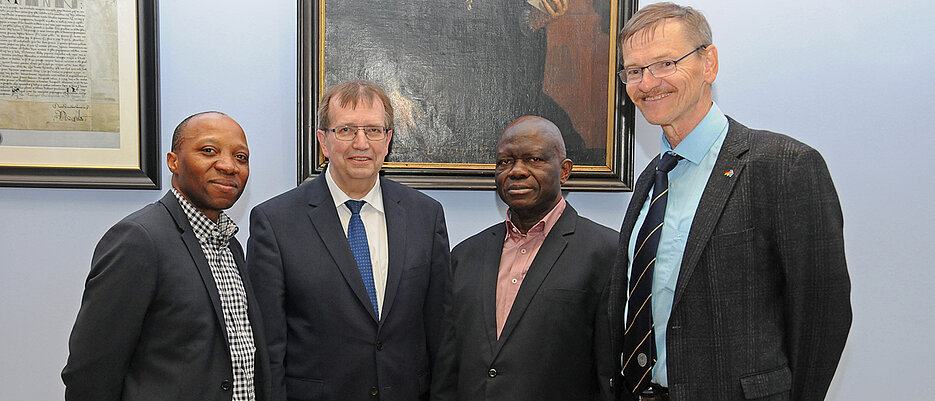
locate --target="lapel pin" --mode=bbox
[724,169,734,177]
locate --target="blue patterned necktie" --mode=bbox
[622,152,682,395]
[345,200,379,317]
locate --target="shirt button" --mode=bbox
[488,368,498,378]
[220,380,232,391]
[520,249,527,254]
[370,386,379,396]
[511,278,518,284]
[376,341,383,351]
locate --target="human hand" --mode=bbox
[528,0,569,30]
[541,0,568,19]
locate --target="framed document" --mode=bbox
[0,0,159,189]
[299,0,636,190]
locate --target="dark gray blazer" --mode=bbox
[431,205,618,401]
[609,118,851,401]
[247,175,450,401]
[63,191,272,401]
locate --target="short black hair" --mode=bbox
[171,111,229,152]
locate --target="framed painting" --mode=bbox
[0,0,159,189]
[299,0,636,190]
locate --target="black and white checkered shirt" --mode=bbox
[172,189,256,401]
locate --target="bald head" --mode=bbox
[495,115,573,233]
[500,115,567,159]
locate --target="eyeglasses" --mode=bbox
[618,45,707,84]
[325,125,389,141]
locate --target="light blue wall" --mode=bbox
[0,0,931,399]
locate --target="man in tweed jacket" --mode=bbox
[608,3,851,401]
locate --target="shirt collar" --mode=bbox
[171,188,238,246]
[505,197,567,240]
[324,167,385,214]
[661,102,729,165]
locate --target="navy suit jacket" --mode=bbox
[63,191,272,401]
[247,174,450,401]
[609,118,851,400]
[432,205,617,401]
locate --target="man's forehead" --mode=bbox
[498,129,561,155]
[182,117,246,145]
[625,19,687,48]
[331,93,382,110]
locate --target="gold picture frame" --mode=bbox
[299,0,635,190]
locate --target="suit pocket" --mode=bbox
[285,376,323,401]
[740,365,791,400]
[709,226,755,247]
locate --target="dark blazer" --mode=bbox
[431,205,617,401]
[63,192,272,401]
[247,175,450,401]
[609,118,852,401]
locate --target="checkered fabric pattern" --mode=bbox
[172,189,256,401]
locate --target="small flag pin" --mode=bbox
[724,169,734,177]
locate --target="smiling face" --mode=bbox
[316,95,392,199]
[495,117,572,231]
[621,19,718,142]
[168,113,249,221]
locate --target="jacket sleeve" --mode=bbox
[62,221,158,401]
[247,206,289,401]
[594,271,616,401]
[430,243,459,401]
[776,147,852,401]
[424,202,452,371]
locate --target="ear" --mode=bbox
[559,158,573,184]
[316,129,330,159]
[167,152,179,175]
[383,129,393,152]
[703,44,719,84]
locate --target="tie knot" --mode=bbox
[345,200,366,215]
[657,152,682,173]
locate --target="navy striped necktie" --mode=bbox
[622,152,681,395]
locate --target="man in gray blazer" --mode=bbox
[609,3,851,401]
[247,81,450,400]
[431,116,617,401]
[63,111,271,401]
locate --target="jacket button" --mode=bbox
[370,386,379,396]
[220,379,232,391]
[376,341,383,351]
[488,368,497,378]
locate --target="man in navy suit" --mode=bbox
[63,111,271,401]
[247,81,451,400]
[609,3,851,400]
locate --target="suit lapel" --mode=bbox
[380,178,406,325]
[481,224,507,355]
[672,118,750,309]
[159,192,228,345]
[492,206,576,359]
[305,177,380,322]
[624,161,658,240]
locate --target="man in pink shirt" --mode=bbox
[431,116,618,401]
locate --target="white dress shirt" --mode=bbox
[325,169,389,318]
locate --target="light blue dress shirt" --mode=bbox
[627,102,729,387]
